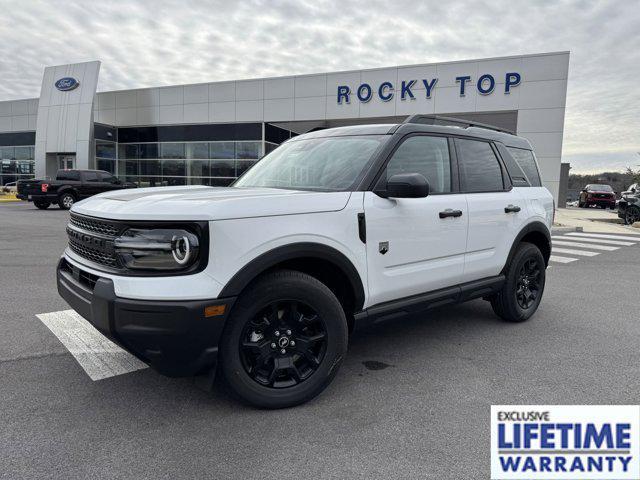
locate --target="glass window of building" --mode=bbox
[161,143,185,159]
[210,142,235,159]
[236,141,262,159]
[186,143,209,159]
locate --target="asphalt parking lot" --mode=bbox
[2,202,640,480]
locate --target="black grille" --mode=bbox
[70,213,121,237]
[60,258,100,290]
[68,237,118,268]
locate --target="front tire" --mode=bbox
[490,242,546,322]
[219,270,348,409]
[625,206,640,225]
[34,201,50,210]
[58,192,75,210]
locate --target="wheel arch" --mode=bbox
[58,187,77,198]
[502,221,551,271]
[219,242,366,320]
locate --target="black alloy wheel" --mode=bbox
[239,300,327,388]
[219,269,348,409]
[625,207,640,225]
[515,258,542,310]
[489,242,546,323]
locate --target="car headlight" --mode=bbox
[114,228,200,271]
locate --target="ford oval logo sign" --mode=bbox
[55,77,80,91]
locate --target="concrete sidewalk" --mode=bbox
[554,207,640,234]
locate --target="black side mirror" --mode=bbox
[377,173,430,198]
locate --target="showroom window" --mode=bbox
[0,142,35,186]
[108,123,291,186]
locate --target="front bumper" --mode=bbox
[585,198,615,207]
[56,257,236,377]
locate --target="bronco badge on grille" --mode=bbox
[67,227,111,251]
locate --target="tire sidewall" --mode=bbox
[219,271,348,408]
[59,193,75,210]
[504,243,546,322]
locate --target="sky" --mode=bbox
[0,0,638,174]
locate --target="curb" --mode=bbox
[551,226,582,235]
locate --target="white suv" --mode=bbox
[57,115,553,408]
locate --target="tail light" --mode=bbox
[41,183,49,193]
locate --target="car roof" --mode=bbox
[290,121,532,150]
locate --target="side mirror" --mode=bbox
[377,173,430,198]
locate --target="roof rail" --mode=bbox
[402,114,516,135]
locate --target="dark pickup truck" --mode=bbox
[17,169,136,210]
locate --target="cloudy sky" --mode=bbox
[1,0,638,173]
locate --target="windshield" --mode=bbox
[234,135,386,191]
[587,184,613,192]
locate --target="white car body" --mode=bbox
[66,182,552,306]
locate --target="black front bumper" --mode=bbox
[56,257,236,377]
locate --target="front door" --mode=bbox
[57,154,75,170]
[364,135,468,307]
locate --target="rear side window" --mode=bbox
[456,139,504,193]
[56,170,80,181]
[385,136,451,193]
[507,147,542,187]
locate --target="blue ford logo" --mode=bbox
[55,77,80,91]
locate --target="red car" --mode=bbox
[578,184,616,209]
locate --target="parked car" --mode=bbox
[16,169,136,210]
[578,184,616,209]
[2,181,18,194]
[617,183,640,225]
[56,115,553,408]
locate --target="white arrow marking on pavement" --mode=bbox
[551,240,619,251]
[549,255,578,264]
[551,236,635,246]
[36,310,148,381]
[551,247,600,257]
[566,233,640,242]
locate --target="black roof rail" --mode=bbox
[402,114,516,135]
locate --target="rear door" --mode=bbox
[455,138,527,282]
[364,134,468,306]
[81,171,102,197]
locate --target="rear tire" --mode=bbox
[58,192,75,210]
[34,201,50,210]
[490,242,546,323]
[219,269,348,409]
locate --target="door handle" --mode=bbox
[439,209,463,219]
[505,204,521,213]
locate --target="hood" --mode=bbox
[71,186,352,221]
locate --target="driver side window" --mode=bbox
[385,136,451,193]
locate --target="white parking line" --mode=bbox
[36,310,148,381]
[566,232,640,242]
[551,247,600,257]
[551,240,619,251]
[551,236,635,246]
[549,255,578,264]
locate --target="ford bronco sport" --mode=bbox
[57,115,553,408]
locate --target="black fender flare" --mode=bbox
[502,221,552,272]
[218,242,366,311]
[58,186,78,199]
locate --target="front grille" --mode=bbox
[70,213,121,237]
[68,236,118,268]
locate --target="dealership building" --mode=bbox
[0,51,569,200]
